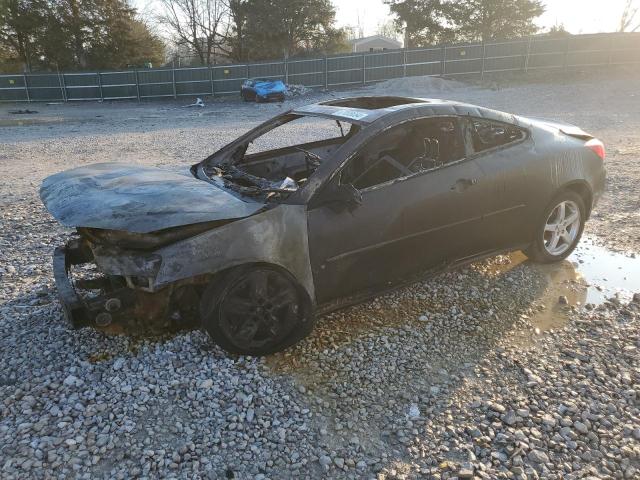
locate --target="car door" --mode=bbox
[306,116,490,305]
[464,117,542,251]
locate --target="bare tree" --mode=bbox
[157,0,231,65]
[619,0,640,32]
[376,20,397,39]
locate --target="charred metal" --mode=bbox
[41,96,606,355]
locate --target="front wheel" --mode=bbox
[523,191,585,263]
[200,266,315,356]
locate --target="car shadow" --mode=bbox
[263,252,585,475]
[0,250,588,478]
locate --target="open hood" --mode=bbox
[40,163,264,233]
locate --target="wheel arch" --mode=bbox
[202,261,314,311]
[154,204,316,306]
[558,180,593,219]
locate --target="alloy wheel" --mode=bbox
[218,269,300,351]
[542,200,581,256]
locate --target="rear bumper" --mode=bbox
[53,240,136,328]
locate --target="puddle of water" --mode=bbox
[569,237,640,304]
[530,259,586,332]
[488,236,640,333]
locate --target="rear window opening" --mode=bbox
[320,96,428,110]
[470,119,527,152]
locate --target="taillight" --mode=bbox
[585,138,605,160]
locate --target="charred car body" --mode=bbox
[42,96,606,355]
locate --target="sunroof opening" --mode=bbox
[320,96,428,110]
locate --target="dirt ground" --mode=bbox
[1,66,639,480]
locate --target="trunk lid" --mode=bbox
[522,116,594,140]
[40,163,264,233]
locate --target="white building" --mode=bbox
[349,35,403,53]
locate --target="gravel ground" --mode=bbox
[1,67,639,479]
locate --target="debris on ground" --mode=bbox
[285,84,310,97]
[184,97,205,108]
[9,109,38,114]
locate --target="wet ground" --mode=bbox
[527,236,640,333]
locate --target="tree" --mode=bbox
[228,0,249,61]
[376,19,397,39]
[546,23,570,37]
[157,0,231,65]
[384,0,458,48]
[0,0,165,71]
[43,0,165,69]
[619,0,640,32]
[241,0,345,60]
[86,17,166,69]
[0,0,49,71]
[453,0,545,42]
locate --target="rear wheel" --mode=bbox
[200,266,314,355]
[524,191,585,263]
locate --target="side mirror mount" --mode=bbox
[319,182,362,212]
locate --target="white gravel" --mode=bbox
[1,66,639,479]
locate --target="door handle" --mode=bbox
[451,178,478,191]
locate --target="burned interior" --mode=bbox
[341,117,464,189]
[41,96,606,355]
[201,114,359,199]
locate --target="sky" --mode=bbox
[333,0,630,38]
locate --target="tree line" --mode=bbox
[157,0,348,65]
[385,0,549,47]
[2,0,639,73]
[0,0,165,71]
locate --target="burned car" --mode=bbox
[41,96,606,355]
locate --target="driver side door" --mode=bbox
[307,116,487,305]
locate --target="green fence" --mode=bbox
[1,32,639,102]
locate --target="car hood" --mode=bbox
[40,163,264,233]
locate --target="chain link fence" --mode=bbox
[1,32,639,103]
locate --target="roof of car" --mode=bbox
[292,96,518,126]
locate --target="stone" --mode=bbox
[574,421,588,434]
[502,411,518,426]
[528,450,549,464]
[200,379,214,389]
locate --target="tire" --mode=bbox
[241,92,250,102]
[523,190,586,264]
[200,265,315,356]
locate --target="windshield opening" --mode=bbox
[204,114,359,200]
